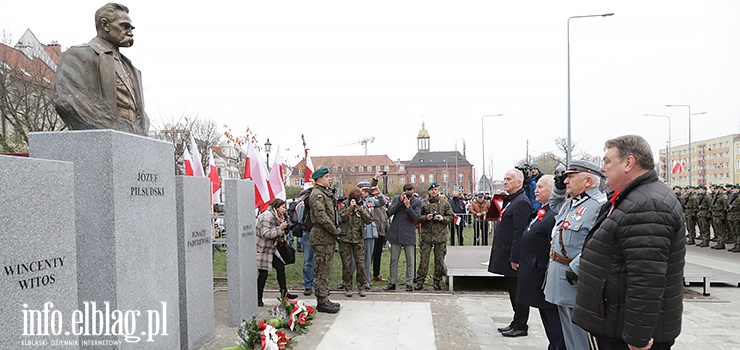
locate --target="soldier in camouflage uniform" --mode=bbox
[696,185,712,247]
[711,185,730,250]
[338,188,373,297]
[308,167,341,313]
[414,182,455,290]
[727,185,740,253]
[684,186,700,245]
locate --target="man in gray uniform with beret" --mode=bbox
[544,160,606,350]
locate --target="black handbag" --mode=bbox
[276,238,296,265]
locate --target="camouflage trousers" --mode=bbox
[713,217,729,244]
[415,241,447,284]
[729,220,740,245]
[685,214,697,238]
[313,243,335,304]
[338,242,367,291]
[698,217,711,243]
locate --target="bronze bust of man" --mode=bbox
[54,3,149,136]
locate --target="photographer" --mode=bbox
[414,182,455,290]
[338,188,373,297]
[383,184,422,292]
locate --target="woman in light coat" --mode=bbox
[256,198,297,306]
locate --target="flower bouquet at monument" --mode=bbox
[271,297,316,333]
[224,316,291,350]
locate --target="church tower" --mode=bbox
[417,122,430,153]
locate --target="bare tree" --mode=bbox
[0,41,64,152]
[151,114,222,175]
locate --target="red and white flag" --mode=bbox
[189,134,205,177]
[303,155,314,189]
[183,145,194,176]
[208,150,221,204]
[672,160,685,174]
[268,146,286,201]
[244,141,273,212]
[454,216,462,225]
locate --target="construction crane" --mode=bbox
[340,137,375,155]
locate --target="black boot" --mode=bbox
[281,290,298,299]
[714,243,726,250]
[732,245,740,253]
[698,241,710,247]
[686,239,695,245]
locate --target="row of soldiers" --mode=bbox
[675,183,740,252]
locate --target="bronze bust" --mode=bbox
[54,3,150,136]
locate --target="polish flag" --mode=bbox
[454,216,462,225]
[244,141,273,212]
[672,161,685,174]
[189,134,205,177]
[269,146,286,201]
[183,145,194,176]
[208,150,221,204]
[303,155,314,189]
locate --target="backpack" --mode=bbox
[300,187,314,232]
[287,200,303,237]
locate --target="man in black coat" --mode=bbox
[488,169,533,337]
[448,191,467,246]
[573,135,685,350]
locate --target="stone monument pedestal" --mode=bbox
[224,179,258,326]
[29,130,180,349]
[0,155,79,350]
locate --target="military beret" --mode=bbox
[697,184,706,189]
[673,186,682,190]
[428,182,440,190]
[563,159,603,177]
[356,181,371,188]
[686,185,694,189]
[311,167,329,180]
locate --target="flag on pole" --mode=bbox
[269,146,286,201]
[244,141,272,212]
[672,160,685,174]
[189,134,205,177]
[303,155,314,189]
[454,215,462,225]
[183,145,194,176]
[208,150,221,204]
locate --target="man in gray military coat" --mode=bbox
[544,160,606,350]
[54,3,149,136]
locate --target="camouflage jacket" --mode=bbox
[685,193,699,214]
[696,194,712,218]
[339,204,373,243]
[419,195,455,243]
[712,193,729,218]
[309,185,340,245]
[727,195,740,221]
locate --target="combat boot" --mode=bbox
[316,302,339,314]
[698,241,710,247]
[686,239,695,245]
[732,245,740,253]
[433,282,442,290]
[713,243,726,250]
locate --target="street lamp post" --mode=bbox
[665,105,707,186]
[567,13,614,166]
[264,138,272,169]
[454,138,465,193]
[644,114,671,185]
[481,114,503,192]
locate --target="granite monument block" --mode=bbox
[29,130,180,349]
[224,179,258,326]
[0,155,79,350]
[175,176,214,349]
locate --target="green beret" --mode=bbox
[311,167,329,180]
[673,186,682,190]
[428,182,440,190]
[686,185,694,189]
[697,184,706,189]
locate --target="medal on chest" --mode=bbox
[562,220,571,229]
[574,206,586,221]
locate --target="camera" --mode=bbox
[432,211,440,220]
[381,171,387,175]
[355,199,364,206]
[404,192,413,199]
[515,164,532,180]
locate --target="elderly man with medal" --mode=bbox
[543,160,607,350]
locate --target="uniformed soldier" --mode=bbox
[543,160,607,350]
[727,185,740,253]
[674,185,684,207]
[338,187,373,297]
[684,186,700,245]
[308,167,341,313]
[696,184,712,247]
[711,184,730,250]
[414,182,455,290]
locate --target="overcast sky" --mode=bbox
[2,0,738,179]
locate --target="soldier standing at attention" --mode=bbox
[684,186,700,245]
[414,182,455,290]
[308,167,341,313]
[727,185,740,253]
[696,185,712,247]
[711,185,730,250]
[338,188,373,297]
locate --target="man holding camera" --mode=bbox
[415,182,455,290]
[543,160,606,350]
[384,184,422,292]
